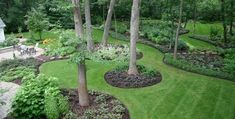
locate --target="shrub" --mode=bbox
[177,40,189,50]
[142,67,158,78]
[223,53,235,76]
[57,95,70,115]
[113,64,159,78]
[90,44,130,63]
[11,75,69,119]
[111,21,128,34]
[0,34,19,47]
[155,36,171,45]
[0,66,36,82]
[45,94,60,119]
[210,26,221,41]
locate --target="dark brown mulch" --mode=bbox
[11,79,22,85]
[104,71,162,88]
[61,89,130,119]
[177,53,224,69]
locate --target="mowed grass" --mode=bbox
[40,29,235,119]
[180,22,223,50]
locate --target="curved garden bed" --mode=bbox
[163,53,235,81]
[62,89,130,119]
[104,65,162,88]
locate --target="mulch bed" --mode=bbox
[104,71,162,88]
[61,89,130,119]
[177,53,224,69]
[11,79,22,85]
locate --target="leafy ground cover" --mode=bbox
[40,29,235,119]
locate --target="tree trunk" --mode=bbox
[78,62,89,106]
[193,0,197,34]
[128,0,141,75]
[72,0,89,107]
[173,0,183,60]
[72,0,83,38]
[183,19,188,28]
[221,0,227,44]
[85,0,94,52]
[39,31,42,40]
[230,0,234,36]
[102,0,116,46]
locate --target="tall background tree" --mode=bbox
[85,0,94,51]
[173,0,183,60]
[102,0,116,46]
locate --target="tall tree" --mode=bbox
[229,0,234,36]
[193,0,197,34]
[85,0,94,51]
[173,0,183,60]
[102,0,116,46]
[128,0,141,75]
[221,0,227,44]
[72,0,89,106]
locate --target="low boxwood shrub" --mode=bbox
[164,53,234,81]
[11,75,69,119]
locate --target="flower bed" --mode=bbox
[104,64,162,88]
[163,53,235,81]
[62,89,130,119]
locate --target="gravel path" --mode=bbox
[0,48,44,62]
[0,82,20,119]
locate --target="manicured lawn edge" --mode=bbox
[188,34,219,46]
[163,53,235,82]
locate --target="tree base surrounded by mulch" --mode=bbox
[61,89,130,119]
[104,71,162,88]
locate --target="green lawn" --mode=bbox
[40,29,235,119]
[180,22,223,50]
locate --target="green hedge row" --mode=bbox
[163,53,235,82]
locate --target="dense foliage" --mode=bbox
[0,58,38,73]
[113,64,159,78]
[25,7,50,40]
[11,75,69,119]
[0,34,19,48]
[1,0,233,33]
[164,53,235,81]
[0,66,36,82]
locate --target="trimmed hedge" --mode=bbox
[163,53,235,81]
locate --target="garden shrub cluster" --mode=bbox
[0,58,38,83]
[90,44,130,63]
[0,66,36,82]
[0,34,19,48]
[111,21,129,34]
[11,75,70,119]
[44,30,77,57]
[113,64,160,78]
[0,58,38,72]
[79,91,126,119]
[164,53,235,81]
[140,20,189,52]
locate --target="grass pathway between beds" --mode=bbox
[40,29,235,119]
